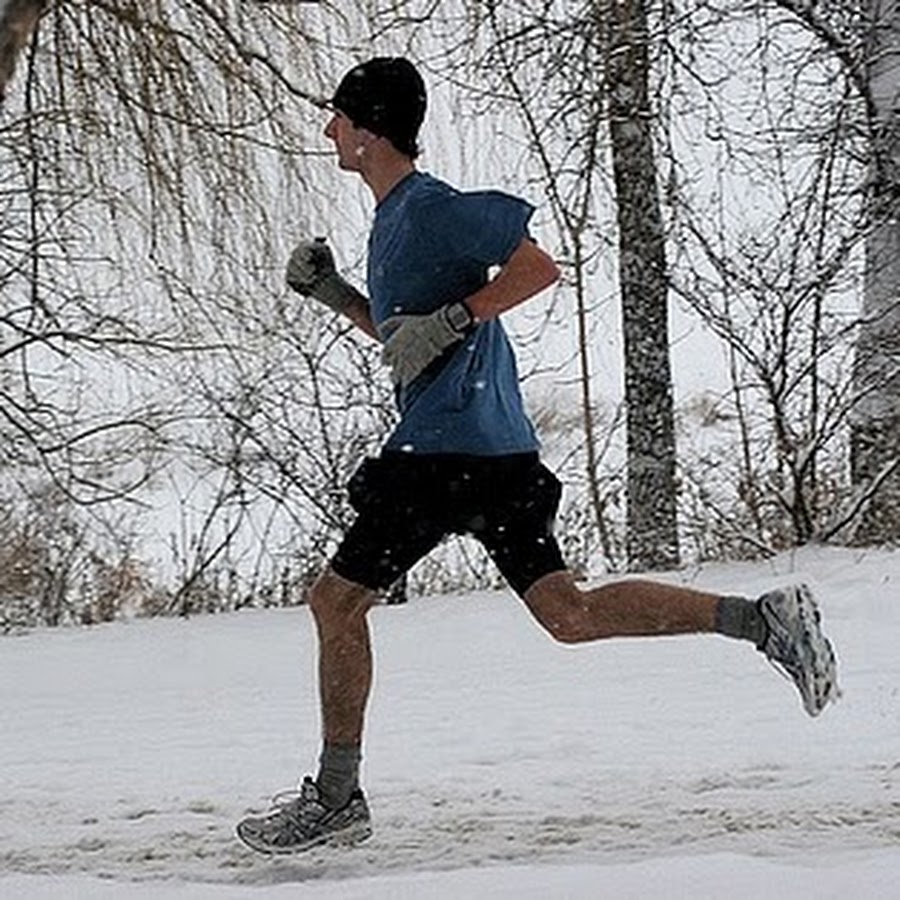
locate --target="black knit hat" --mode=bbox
[331,58,427,158]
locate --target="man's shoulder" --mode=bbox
[410,174,530,217]
[406,172,459,206]
[391,173,532,252]
[405,174,522,227]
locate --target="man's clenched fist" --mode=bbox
[286,238,365,315]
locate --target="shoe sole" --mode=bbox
[236,818,373,856]
[760,584,839,717]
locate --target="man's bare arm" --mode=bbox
[341,296,379,341]
[463,238,560,323]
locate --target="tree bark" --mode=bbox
[600,0,680,570]
[851,0,900,543]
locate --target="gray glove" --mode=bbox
[380,300,475,389]
[286,238,365,314]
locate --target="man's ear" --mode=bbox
[356,128,379,149]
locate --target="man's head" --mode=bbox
[329,57,426,160]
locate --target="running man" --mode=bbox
[236,57,839,855]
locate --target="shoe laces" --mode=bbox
[264,778,320,813]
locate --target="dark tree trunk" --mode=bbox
[850,0,900,544]
[600,0,680,570]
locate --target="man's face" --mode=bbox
[324,110,368,171]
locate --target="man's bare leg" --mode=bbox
[307,568,377,807]
[523,570,729,643]
[522,570,838,717]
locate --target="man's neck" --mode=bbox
[364,157,417,204]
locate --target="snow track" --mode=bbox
[2,766,899,886]
[2,546,899,897]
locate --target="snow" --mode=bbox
[2,545,899,898]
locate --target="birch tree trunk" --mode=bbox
[0,0,46,103]
[600,0,679,570]
[851,0,900,543]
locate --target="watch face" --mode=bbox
[447,302,473,332]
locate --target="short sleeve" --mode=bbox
[418,190,535,267]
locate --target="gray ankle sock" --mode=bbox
[316,742,361,809]
[715,595,767,646]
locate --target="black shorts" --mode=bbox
[331,452,566,597]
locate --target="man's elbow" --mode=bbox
[535,245,561,290]
[512,237,561,296]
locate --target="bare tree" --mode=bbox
[658,2,868,554]
[851,0,900,542]
[744,0,899,543]
[599,0,679,569]
[1,1,373,618]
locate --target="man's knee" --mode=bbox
[530,600,585,644]
[523,571,586,644]
[308,568,375,627]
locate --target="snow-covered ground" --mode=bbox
[2,545,899,898]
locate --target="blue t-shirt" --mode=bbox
[367,172,540,456]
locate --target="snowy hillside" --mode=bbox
[2,545,899,898]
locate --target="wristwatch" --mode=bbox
[444,300,476,335]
